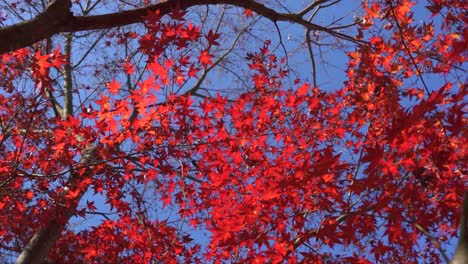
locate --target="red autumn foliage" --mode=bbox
[0,0,466,263]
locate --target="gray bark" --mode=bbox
[15,144,96,264]
[451,191,468,264]
[14,219,69,264]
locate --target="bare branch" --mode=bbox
[62,33,74,118]
[297,0,329,17]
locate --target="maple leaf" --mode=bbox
[106,78,121,94]
[394,1,414,20]
[148,61,168,80]
[87,201,97,211]
[187,64,200,78]
[121,60,135,74]
[16,201,26,212]
[181,22,200,41]
[244,9,254,18]
[205,29,220,47]
[198,50,214,67]
[33,51,52,77]
[50,47,67,68]
[297,83,310,96]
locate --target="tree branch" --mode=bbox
[0,0,72,54]
[0,0,361,54]
[62,33,73,119]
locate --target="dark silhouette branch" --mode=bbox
[0,0,361,54]
[0,0,72,54]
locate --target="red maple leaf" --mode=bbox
[198,50,214,67]
[106,78,121,94]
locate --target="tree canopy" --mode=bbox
[0,0,466,263]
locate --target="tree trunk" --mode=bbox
[451,191,468,264]
[15,144,96,264]
[15,219,69,264]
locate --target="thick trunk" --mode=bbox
[452,245,468,264]
[15,219,68,264]
[15,144,96,264]
[451,191,468,264]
